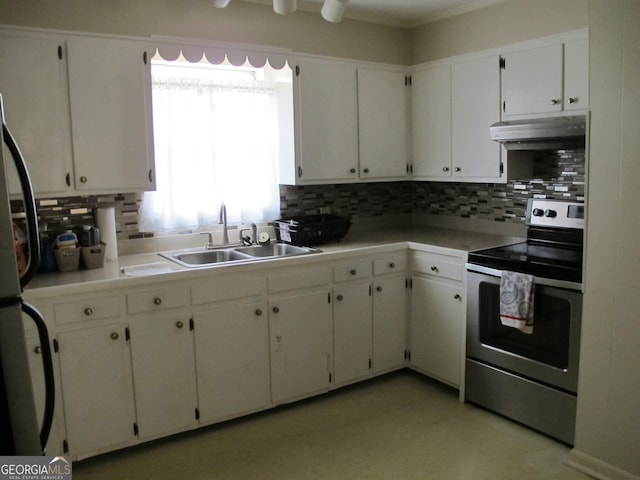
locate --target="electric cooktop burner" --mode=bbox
[467,199,585,284]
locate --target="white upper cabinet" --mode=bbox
[412,57,503,182]
[284,60,408,185]
[451,55,502,179]
[411,64,452,178]
[357,67,408,180]
[501,34,589,118]
[0,31,74,196]
[293,59,359,183]
[66,37,155,193]
[563,38,589,111]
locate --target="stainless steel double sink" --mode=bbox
[159,243,321,268]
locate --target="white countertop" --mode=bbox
[24,226,523,298]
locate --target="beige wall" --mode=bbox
[411,0,588,63]
[0,0,410,65]
[570,1,640,477]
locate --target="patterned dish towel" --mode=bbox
[499,271,535,334]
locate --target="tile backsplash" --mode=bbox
[21,148,584,243]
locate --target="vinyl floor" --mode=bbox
[72,370,594,479]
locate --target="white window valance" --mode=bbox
[152,43,292,69]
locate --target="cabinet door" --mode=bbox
[410,277,464,387]
[412,64,451,177]
[333,282,372,386]
[128,315,197,440]
[358,68,408,180]
[66,37,155,192]
[0,32,73,195]
[57,324,135,456]
[269,290,332,403]
[564,38,589,111]
[372,275,407,374]
[295,60,358,182]
[451,56,501,179]
[502,44,564,117]
[193,302,270,425]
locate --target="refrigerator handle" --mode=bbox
[2,122,41,289]
[21,301,54,452]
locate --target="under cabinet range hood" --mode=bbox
[490,115,586,150]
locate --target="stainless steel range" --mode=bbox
[465,199,584,445]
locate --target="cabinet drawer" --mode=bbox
[412,252,463,281]
[127,287,188,314]
[268,267,330,294]
[373,253,407,276]
[54,295,121,325]
[333,260,372,283]
[191,272,266,305]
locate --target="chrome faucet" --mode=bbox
[200,232,215,250]
[239,223,258,246]
[219,202,229,245]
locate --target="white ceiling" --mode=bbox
[241,0,510,28]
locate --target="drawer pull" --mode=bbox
[84,307,93,316]
[389,262,395,269]
[255,309,263,316]
[336,294,343,301]
[454,294,462,301]
[154,297,162,306]
[272,306,280,314]
[34,346,42,355]
[350,269,357,275]
[376,286,383,292]
[176,321,184,329]
[430,265,439,273]
[110,332,119,340]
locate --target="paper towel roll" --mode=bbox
[96,207,118,261]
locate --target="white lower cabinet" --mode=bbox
[128,315,198,440]
[410,251,465,387]
[56,323,136,458]
[269,290,332,404]
[193,302,270,425]
[333,281,373,387]
[372,275,408,374]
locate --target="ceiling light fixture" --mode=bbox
[212,0,349,23]
[273,0,297,15]
[321,0,350,23]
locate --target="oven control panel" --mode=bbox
[526,199,585,229]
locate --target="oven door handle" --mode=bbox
[465,263,583,291]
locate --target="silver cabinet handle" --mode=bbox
[110,332,119,340]
[255,309,263,316]
[336,294,343,301]
[272,306,279,314]
[551,98,561,105]
[154,297,162,306]
[376,286,383,292]
[350,168,356,174]
[80,176,88,183]
[176,321,184,329]
[567,97,578,104]
[84,307,93,316]
[454,294,462,301]
[454,167,461,173]
[350,269,357,275]
[430,265,439,273]
[363,168,369,174]
[389,262,395,269]
[34,346,42,354]
[442,167,450,172]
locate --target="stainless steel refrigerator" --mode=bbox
[0,93,54,455]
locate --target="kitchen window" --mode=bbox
[140,54,293,233]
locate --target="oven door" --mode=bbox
[466,268,582,393]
